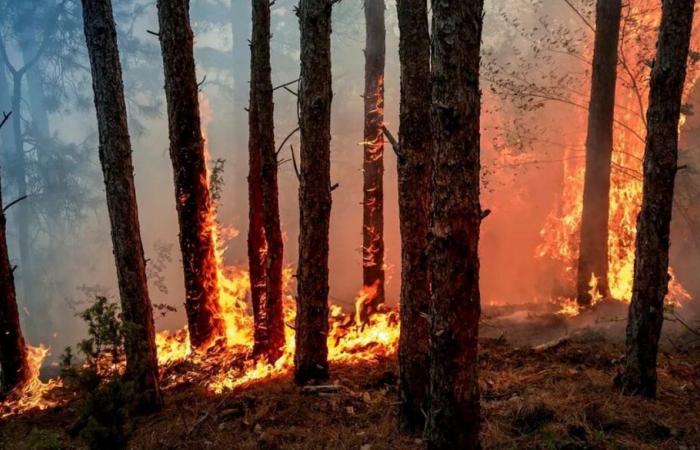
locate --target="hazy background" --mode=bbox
[0,0,698,357]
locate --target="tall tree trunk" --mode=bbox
[9,75,33,326]
[247,72,267,359]
[81,0,162,412]
[0,112,29,396]
[248,0,285,362]
[426,0,483,448]
[359,0,386,321]
[294,0,333,385]
[395,0,431,432]
[576,0,622,307]
[156,0,224,348]
[617,0,695,398]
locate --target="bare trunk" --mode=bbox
[0,113,29,396]
[395,0,431,432]
[156,0,223,348]
[576,0,622,306]
[294,0,333,385]
[81,0,162,412]
[9,76,33,326]
[426,0,483,448]
[359,0,386,321]
[617,0,695,398]
[249,0,285,362]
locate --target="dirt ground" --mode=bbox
[2,303,699,450]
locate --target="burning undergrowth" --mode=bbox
[2,325,698,449]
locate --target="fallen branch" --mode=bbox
[301,385,341,395]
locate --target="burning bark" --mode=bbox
[81,0,162,411]
[617,0,695,398]
[395,0,431,432]
[249,0,285,362]
[156,0,223,348]
[294,0,333,385]
[426,0,483,448]
[360,0,386,320]
[576,0,622,307]
[0,112,29,396]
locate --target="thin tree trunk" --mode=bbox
[294,0,333,385]
[249,0,285,362]
[9,76,33,326]
[0,112,29,396]
[576,0,622,307]
[156,0,223,348]
[617,0,695,398]
[426,0,484,448]
[81,0,162,412]
[359,0,386,321]
[248,68,268,359]
[395,0,431,432]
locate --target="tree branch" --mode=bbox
[276,126,300,156]
[290,145,301,181]
[381,125,401,157]
[0,111,11,130]
[3,195,28,212]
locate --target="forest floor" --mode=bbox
[1,301,699,450]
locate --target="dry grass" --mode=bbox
[2,315,699,449]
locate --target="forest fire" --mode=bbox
[0,346,61,419]
[537,1,699,314]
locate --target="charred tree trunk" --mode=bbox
[248,77,268,359]
[249,0,285,362]
[0,112,29,396]
[294,0,333,385]
[156,0,223,348]
[81,0,162,412]
[617,0,695,398]
[576,0,622,307]
[359,0,386,320]
[426,0,483,448]
[395,0,431,432]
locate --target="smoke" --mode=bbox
[1,0,698,359]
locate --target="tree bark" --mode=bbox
[359,0,386,321]
[395,0,431,432]
[249,0,285,362]
[617,0,695,398]
[426,0,483,448]
[0,113,29,396]
[576,0,622,307]
[9,75,33,328]
[81,0,162,412]
[156,0,223,348]
[294,0,333,385]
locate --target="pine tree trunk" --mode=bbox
[395,0,431,432]
[294,0,333,385]
[426,0,483,448]
[9,76,33,328]
[359,0,386,320]
[250,0,285,362]
[81,0,162,412]
[576,0,622,306]
[156,0,223,348]
[0,112,29,396]
[248,65,268,359]
[617,0,695,398]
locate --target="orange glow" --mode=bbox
[0,345,62,418]
[538,2,699,314]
